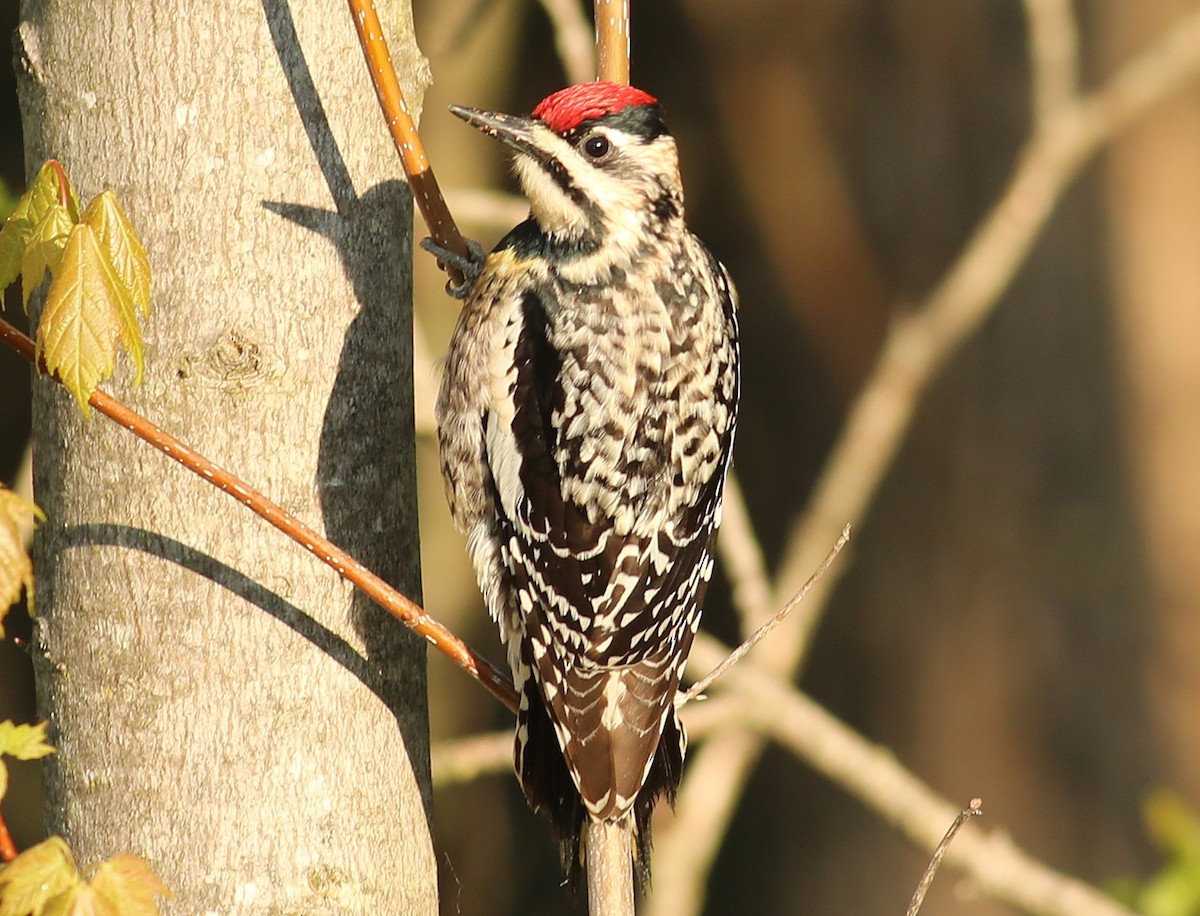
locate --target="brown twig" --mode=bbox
[594,0,630,84]
[906,799,983,916]
[345,0,470,286]
[679,525,850,704]
[0,317,518,713]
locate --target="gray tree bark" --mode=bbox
[16,0,437,911]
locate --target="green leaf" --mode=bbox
[88,856,170,916]
[37,224,144,413]
[0,162,76,294]
[0,837,79,916]
[0,487,43,637]
[81,193,151,320]
[21,204,74,309]
[0,721,54,762]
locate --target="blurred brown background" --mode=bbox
[4,1,1200,913]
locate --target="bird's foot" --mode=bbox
[420,236,486,300]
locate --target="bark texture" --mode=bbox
[17,0,437,911]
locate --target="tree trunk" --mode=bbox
[16,1,437,911]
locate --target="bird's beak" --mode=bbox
[449,105,551,165]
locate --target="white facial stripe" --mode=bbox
[513,153,588,237]
[512,124,681,243]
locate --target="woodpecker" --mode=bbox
[435,81,740,886]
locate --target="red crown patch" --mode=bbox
[532,81,658,133]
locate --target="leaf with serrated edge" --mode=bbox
[0,720,54,762]
[38,224,143,412]
[0,212,32,292]
[89,855,171,916]
[0,836,79,916]
[21,201,74,308]
[0,161,79,297]
[0,487,43,637]
[83,192,151,320]
[79,198,148,385]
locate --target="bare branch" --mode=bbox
[650,10,1200,914]
[431,729,512,785]
[1023,0,1082,128]
[680,525,850,704]
[431,695,747,787]
[585,819,635,916]
[774,1,1200,672]
[444,188,531,233]
[538,0,596,85]
[714,471,776,636]
[683,635,1136,916]
[346,0,471,285]
[907,799,983,916]
[594,0,630,83]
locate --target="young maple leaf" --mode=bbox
[0,837,80,916]
[88,855,172,916]
[0,486,43,636]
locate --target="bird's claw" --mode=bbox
[421,236,486,300]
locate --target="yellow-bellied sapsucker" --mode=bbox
[435,81,740,885]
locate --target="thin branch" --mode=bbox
[0,318,518,714]
[585,818,635,916]
[346,0,470,285]
[431,694,746,787]
[1023,0,1081,128]
[594,0,630,83]
[680,525,849,704]
[650,10,1200,915]
[443,188,531,233]
[431,730,513,785]
[773,3,1200,671]
[714,471,776,636]
[538,0,596,85]
[906,799,983,916]
[684,635,1136,916]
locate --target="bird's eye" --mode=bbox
[583,134,611,159]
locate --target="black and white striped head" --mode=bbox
[449,82,683,250]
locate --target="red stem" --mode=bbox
[0,807,16,862]
[0,317,518,713]
[47,159,69,211]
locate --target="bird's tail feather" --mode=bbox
[516,678,687,892]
